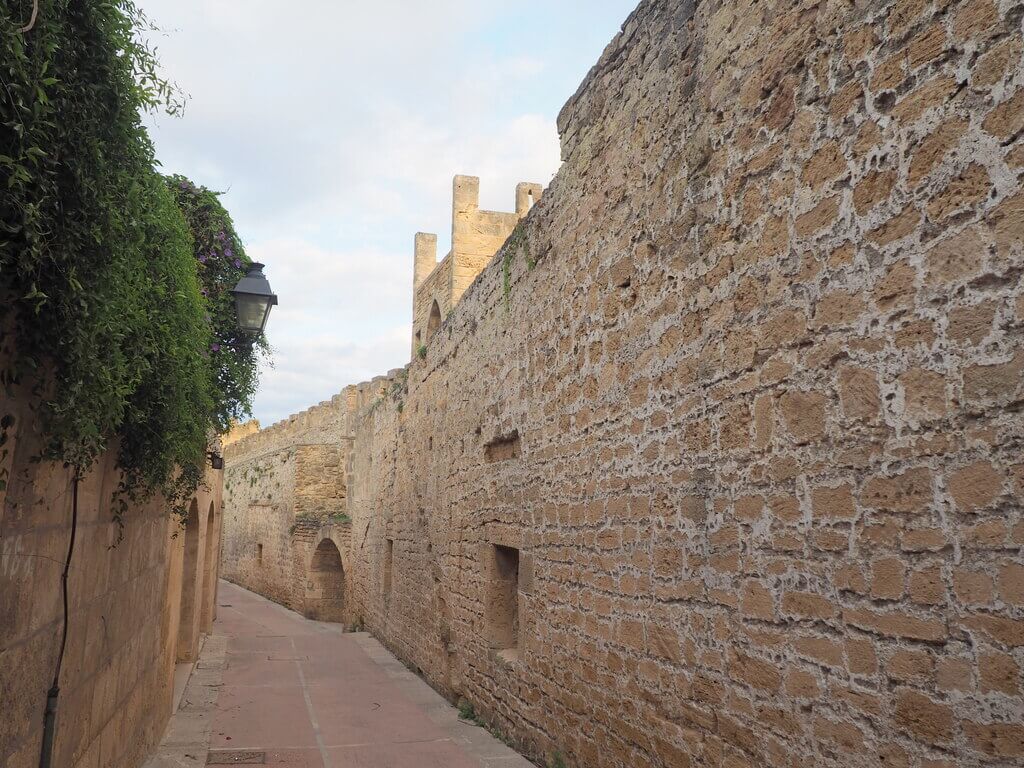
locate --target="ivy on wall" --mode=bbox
[0,1,266,517]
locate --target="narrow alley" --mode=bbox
[148,581,533,768]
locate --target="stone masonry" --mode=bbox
[221,387,365,613]
[222,1,1024,766]
[1,383,224,767]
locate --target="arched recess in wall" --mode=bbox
[426,299,441,341]
[176,499,200,662]
[200,501,217,632]
[305,538,345,622]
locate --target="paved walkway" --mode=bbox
[150,580,533,768]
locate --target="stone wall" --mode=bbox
[223,0,1024,766]
[0,381,223,767]
[221,384,374,613]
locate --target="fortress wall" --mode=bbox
[222,388,356,466]
[220,388,357,608]
[412,176,542,355]
[342,1,1024,766]
[220,443,300,608]
[220,372,404,610]
[450,175,524,303]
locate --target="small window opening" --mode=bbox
[383,539,393,600]
[486,545,520,660]
[484,431,521,462]
[257,543,263,564]
[427,300,441,340]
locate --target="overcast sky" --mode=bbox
[141,1,636,426]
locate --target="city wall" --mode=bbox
[224,1,1024,766]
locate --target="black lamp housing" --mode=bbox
[208,452,224,470]
[231,262,277,334]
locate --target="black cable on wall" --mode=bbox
[38,474,78,768]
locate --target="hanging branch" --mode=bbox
[20,0,39,33]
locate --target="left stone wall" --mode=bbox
[0,379,223,767]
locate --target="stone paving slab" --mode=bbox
[143,634,227,768]
[146,580,535,768]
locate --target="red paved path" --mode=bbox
[208,581,529,768]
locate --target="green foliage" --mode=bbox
[501,221,531,309]
[455,699,515,748]
[167,175,267,433]
[0,1,264,519]
[457,699,477,722]
[417,344,427,359]
[549,753,567,768]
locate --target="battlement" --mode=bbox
[223,388,357,462]
[411,174,542,357]
[223,366,410,463]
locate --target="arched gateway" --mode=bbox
[305,538,345,622]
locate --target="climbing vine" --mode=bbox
[502,221,532,309]
[0,1,264,518]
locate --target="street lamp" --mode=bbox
[231,262,277,333]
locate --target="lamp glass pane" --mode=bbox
[236,294,269,332]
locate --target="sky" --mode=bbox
[141,0,637,426]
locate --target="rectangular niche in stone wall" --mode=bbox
[383,539,393,601]
[485,544,520,662]
[257,543,263,564]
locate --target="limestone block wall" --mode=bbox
[221,388,361,611]
[450,175,539,303]
[0,379,222,767]
[295,443,349,517]
[340,1,1024,766]
[220,444,299,608]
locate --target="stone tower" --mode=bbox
[411,175,543,356]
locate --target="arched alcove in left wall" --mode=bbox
[176,499,200,662]
[200,501,217,631]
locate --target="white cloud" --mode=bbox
[254,325,410,426]
[244,238,409,420]
[139,0,634,423]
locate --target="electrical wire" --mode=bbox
[38,474,78,768]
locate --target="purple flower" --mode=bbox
[210,343,221,352]
[233,259,242,268]
[224,247,233,259]
[198,254,208,264]
[200,289,209,297]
